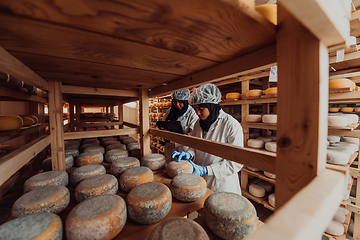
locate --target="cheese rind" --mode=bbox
[42,155,74,171]
[249,184,265,198]
[326,147,350,165]
[76,151,103,166]
[24,171,68,192]
[170,173,207,202]
[106,143,126,151]
[111,157,140,178]
[0,115,23,131]
[119,166,154,192]
[105,149,128,163]
[245,114,262,123]
[141,153,166,170]
[166,160,193,178]
[70,164,106,186]
[245,89,262,98]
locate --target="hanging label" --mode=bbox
[336,49,345,63]
[269,66,278,82]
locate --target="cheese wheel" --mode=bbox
[141,153,166,170]
[245,89,262,98]
[105,149,128,163]
[341,107,353,113]
[325,220,345,236]
[166,160,193,178]
[265,142,276,152]
[333,208,346,223]
[170,173,207,202]
[21,116,35,127]
[83,145,105,154]
[327,135,341,144]
[127,182,172,224]
[245,114,262,123]
[106,143,126,151]
[226,92,241,100]
[268,193,275,208]
[255,4,277,25]
[76,151,103,166]
[70,164,106,186]
[256,136,272,143]
[329,79,356,90]
[75,174,118,203]
[328,115,348,127]
[24,171,68,193]
[0,212,62,240]
[122,138,138,145]
[354,107,360,112]
[103,140,121,148]
[111,157,140,178]
[326,147,351,165]
[344,114,359,124]
[264,86,277,95]
[257,181,272,192]
[247,166,260,171]
[66,194,127,240]
[42,155,74,171]
[65,148,79,158]
[262,114,277,124]
[247,139,264,149]
[249,184,265,197]
[329,107,340,113]
[21,115,39,124]
[0,115,23,131]
[341,136,359,145]
[80,143,99,152]
[148,217,209,240]
[126,142,140,152]
[119,166,154,192]
[332,142,359,153]
[204,192,257,240]
[12,186,70,218]
[82,139,100,145]
[264,171,276,179]
[65,139,80,146]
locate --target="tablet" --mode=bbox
[156,121,184,134]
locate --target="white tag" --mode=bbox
[269,66,278,82]
[336,49,345,63]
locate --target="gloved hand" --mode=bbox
[171,151,191,161]
[189,160,207,176]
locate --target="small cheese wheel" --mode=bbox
[262,114,277,124]
[24,171,68,193]
[245,89,262,98]
[268,193,275,208]
[122,138,138,145]
[66,194,127,240]
[70,164,106,186]
[127,142,140,152]
[0,212,62,240]
[148,217,209,240]
[326,147,350,165]
[21,115,38,124]
[325,220,345,236]
[204,192,257,240]
[119,166,154,192]
[327,135,341,144]
[82,139,100,145]
[341,136,359,145]
[247,139,264,149]
[256,136,272,142]
[79,143,99,152]
[83,145,105,154]
[257,181,273,192]
[65,148,79,158]
[264,86,277,95]
[329,79,356,90]
[103,140,121,148]
[12,186,70,218]
[127,182,172,224]
[111,157,140,178]
[265,142,276,152]
[354,107,360,112]
[341,107,353,113]
[76,151,103,166]
[21,116,35,126]
[106,143,126,151]
[105,149,128,163]
[42,155,74,171]
[264,171,276,179]
[141,153,166,170]
[226,92,240,100]
[0,115,23,131]
[249,184,265,197]
[247,166,260,171]
[245,114,262,123]
[166,160,193,178]
[333,208,346,223]
[329,107,340,113]
[332,142,359,153]
[170,173,207,202]
[75,174,118,202]
[255,4,277,25]
[328,115,349,127]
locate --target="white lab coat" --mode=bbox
[162,106,198,163]
[187,109,244,195]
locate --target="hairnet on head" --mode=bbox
[189,83,222,105]
[171,89,190,101]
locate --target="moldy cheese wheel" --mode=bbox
[329,79,356,90]
[70,164,106,186]
[65,148,79,158]
[82,138,100,145]
[249,184,265,197]
[65,139,80,146]
[24,170,68,193]
[66,194,127,240]
[12,186,70,218]
[75,174,118,203]
[328,115,348,127]
[245,114,262,123]
[76,151,103,166]
[170,173,207,202]
[83,145,105,154]
[42,155,74,171]
[204,192,257,240]
[127,182,172,224]
[331,142,359,154]
[325,220,345,236]
[105,149,128,163]
[127,142,140,152]
[119,166,154,192]
[106,143,126,151]
[111,157,140,178]
[141,153,166,170]
[247,139,264,149]
[166,160,193,178]
[0,115,23,131]
[265,142,276,152]
[255,4,277,25]
[262,114,277,124]
[103,140,121,148]
[0,212,62,240]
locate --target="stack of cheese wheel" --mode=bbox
[329,107,340,113]
[226,92,241,100]
[247,139,264,149]
[166,160,193,178]
[75,174,118,202]
[111,157,140,178]
[268,193,275,208]
[106,143,126,151]
[42,155,74,171]
[66,194,127,240]
[105,149,128,163]
[255,4,277,25]
[127,182,172,224]
[263,87,277,95]
[83,145,105,154]
[249,183,265,198]
[119,166,154,192]
[170,173,207,202]
[204,192,257,240]
[0,212,62,239]
[0,115,23,131]
[24,171,68,192]
[262,114,277,124]
[245,114,262,123]
[141,153,166,170]
[70,164,106,186]
[12,186,70,218]
[329,79,356,91]
[76,151,103,166]
[245,89,262,98]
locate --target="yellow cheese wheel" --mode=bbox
[166,160,193,178]
[24,170,68,192]
[263,87,277,95]
[340,107,353,113]
[245,89,262,98]
[111,157,140,178]
[141,153,166,170]
[76,151,103,166]
[226,92,241,100]
[329,79,356,90]
[20,116,35,127]
[119,166,154,192]
[70,164,106,186]
[354,107,360,112]
[21,115,39,124]
[0,115,23,131]
[255,4,277,25]
[170,173,207,202]
[329,107,340,113]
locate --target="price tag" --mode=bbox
[336,49,345,63]
[269,66,278,82]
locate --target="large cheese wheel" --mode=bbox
[0,115,23,131]
[328,115,349,127]
[166,160,193,178]
[327,135,341,144]
[148,217,209,240]
[122,138,138,145]
[127,142,140,152]
[119,166,154,192]
[256,136,272,143]
[245,114,262,123]
[333,208,346,223]
[141,153,166,170]
[257,181,272,192]
[42,155,74,171]
[76,151,103,166]
[75,174,118,202]
[329,79,356,90]
[0,212,62,240]
[331,142,359,154]
[106,143,126,151]
[264,171,276,179]
[24,171,68,193]
[21,116,35,126]
[341,107,353,113]
[204,192,257,240]
[245,89,262,98]
[12,186,70,218]
[265,142,276,152]
[70,164,106,186]
[65,144,79,151]
[103,140,121,148]
[249,184,265,197]
[262,114,277,124]
[325,220,345,236]
[170,173,207,202]
[111,157,140,178]
[83,145,105,154]
[341,136,359,145]
[80,143,99,152]
[268,193,275,208]
[226,92,241,100]
[247,139,264,149]
[65,148,79,158]
[127,182,172,224]
[255,4,277,25]
[329,107,340,113]
[326,147,350,165]
[105,149,128,163]
[82,139,100,145]
[66,194,126,240]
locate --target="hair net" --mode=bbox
[171,89,190,100]
[189,83,222,105]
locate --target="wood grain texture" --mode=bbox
[69,102,74,132]
[139,89,151,158]
[75,103,81,124]
[242,81,250,146]
[64,128,139,140]
[62,85,138,98]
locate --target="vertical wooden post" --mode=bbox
[276,4,328,209]
[75,103,81,124]
[355,147,360,240]
[262,78,270,137]
[240,81,250,193]
[48,81,65,171]
[118,102,124,129]
[69,101,75,132]
[139,89,151,158]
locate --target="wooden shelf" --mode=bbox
[242,190,273,207]
[242,167,276,184]
[0,123,48,145]
[329,122,360,131]
[0,85,47,103]
[323,210,352,240]
[242,122,277,130]
[220,97,277,105]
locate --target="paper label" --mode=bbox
[269,66,278,82]
[336,49,345,63]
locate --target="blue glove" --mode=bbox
[171,151,191,161]
[189,160,207,176]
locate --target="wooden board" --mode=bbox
[242,168,276,184]
[328,122,360,131]
[329,87,355,93]
[323,210,352,240]
[242,123,277,130]
[0,123,48,145]
[261,94,277,98]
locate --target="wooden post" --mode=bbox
[240,80,250,193]
[262,78,270,137]
[69,101,75,132]
[139,89,151,158]
[355,146,360,240]
[276,4,328,209]
[75,103,81,124]
[118,102,124,129]
[48,81,65,171]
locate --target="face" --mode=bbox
[172,98,184,110]
[192,105,210,120]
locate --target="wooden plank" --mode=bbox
[70,122,124,128]
[62,85,138,98]
[150,128,276,173]
[329,91,360,103]
[329,67,360,79]
[48,81,65,171]
[242,123,277,130]
[139,89,151,158]
[0,85,47,103]
[123,122,140,129]
[275,5,328,209]
[241,168,276,184]
[69,102,74,132]
[0,123,48,145]
[215,71,270,87]
[328,129,360,137]
[220,97,277,105]
[64,128,139,140]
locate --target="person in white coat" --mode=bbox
[172,83,243,195]
[162,89,198,163]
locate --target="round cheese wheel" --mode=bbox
[226,92,240,100]
[326,147,351,165]
[264,171,276,179]
[329,79,356,90]
[65,148,79,158]
[111,157,140,178]
[0,212,62,240]
[12,186,70,218]
[355,107,360,112]
[329,107,340,113]
[79,143,99,152]
[126,142,140,152]
[106,143,126,151]
[82,139,100,145]
[105,149,128,163]
[257,181,272,192]
[327,135,341,144]
[328,115,349,127]
[247,166,260,171]
[42,155,74,171]
[247,139,264,149]
[21,116,34,127]
[333,208,346,223]
[325,220,345,236]
[76,151,103,166]
[256,136,272,143]
[245,89,262,98]
[249,184,265,197]
[268,193,275,208]
[119,166,154,192]
[0,115,23,131]
[346,114,359,124]
[24,171,68,193]
[204,192,257,240]
[245,114,262,123]
[70,164,106,186]
[341,136,359,145]
[264,86,277,95]
[166,160,193,178]
[83,145,105,154]
[262,114,277,124]
[21,115,39,124]
[332,142,359,153]
[148,217,209,240]
[265,142,276,152]
[141,154,166,170]
[170,173,207,202]
[66,194,127,240]
[341,107,354,113]
[75,174,118,202]
[103,140,121,148]
[255,4,277,25]
[122,138,138,145]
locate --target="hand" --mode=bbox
[189,160,207,176]
[171,151,191,161]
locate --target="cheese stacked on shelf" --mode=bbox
[0,115,23,131]
[70,164,106,186]
[119,166,154,192]
[24,171,68,192]
[111,157,140,178]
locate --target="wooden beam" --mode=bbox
[0,85,47,103]
[149,128,276,173]
[75,103,81,124]
[215,71,270,87]
[69,102,75,132]
[64,128,139,140]
[329,67,360,79]
[123,121,140,129]
[328,129,360,138]
[139,89,151,158]
[123,97,139,104]
[71,98,124,104]
[62,85,138,97]
[329,91,360,103]
[118,103,124,129]
[242,81,250,147]
[70,122,124,128]
[329,49,360,64]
